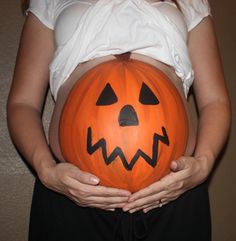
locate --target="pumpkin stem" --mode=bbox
[114,52,131,61]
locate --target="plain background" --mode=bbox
[0,0,235,240]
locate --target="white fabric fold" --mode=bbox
[50,0,195,99]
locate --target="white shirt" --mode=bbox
[27,0,211,100]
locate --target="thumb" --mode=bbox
[74,169,100,185]
[170,158,187,172]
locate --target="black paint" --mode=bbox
[96,83,118,106]
[118,105,139,126]
[87,126,169,171]
[139,82,159,105]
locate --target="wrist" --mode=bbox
[33,152,57,181]
[31,146,56,172]
[194,153,215,179]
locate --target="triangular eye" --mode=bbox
[139,82,159,105]
[96,83,118,106]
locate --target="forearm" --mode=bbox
[7,103,56,176]
[193,100,231,175]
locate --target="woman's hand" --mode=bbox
[122,155,211,213]
[39,162,131,211]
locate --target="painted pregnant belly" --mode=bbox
[59,54,189,192]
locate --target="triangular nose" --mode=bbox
[118,105,139,127]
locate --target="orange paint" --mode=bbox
[59,57,188,192]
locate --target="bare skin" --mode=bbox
[7,11,231,213]
[123,17,232,213]
[49,52,196,163]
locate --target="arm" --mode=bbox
[7,13,56,173]
[122,16,231,213]
[189,16,231,173]
[7,13,130,210]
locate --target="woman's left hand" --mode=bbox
[122,156,211,213]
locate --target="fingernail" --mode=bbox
[123,207,129,212]
[90,177,99,184]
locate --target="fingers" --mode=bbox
[170,157,188,172]
[45,163,132,210]
[123,190,166,212]
[68,177,131,197]
[128,180,165,202]
[69,167,131,196]
[69,187,131,203]
[122,169,190,213]
[70,168,100,185]
[126,172,179,202]
[122,156,206,214]
[71,193,130,209]
[126,193,181,213]
[66,177,131,209]
[50,156,199,212]
[143,200,169,213]
[92,185,131,197]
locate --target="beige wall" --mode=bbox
[207,1,236,240]
[0,0,235,240]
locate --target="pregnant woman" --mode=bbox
[7,0,231,240]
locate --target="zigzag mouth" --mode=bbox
[87,127,170,171]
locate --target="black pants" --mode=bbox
[28,178,211,241]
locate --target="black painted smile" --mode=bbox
[87,127,170,171]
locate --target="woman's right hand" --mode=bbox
[39,162,131,211]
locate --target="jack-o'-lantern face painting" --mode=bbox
[59,54,188,192]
